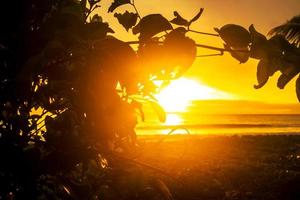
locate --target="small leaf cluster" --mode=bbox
[216,24,300,101]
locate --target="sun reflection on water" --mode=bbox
[159,113,187,135]
[165,113,182,126]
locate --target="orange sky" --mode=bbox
[99,0,300,104]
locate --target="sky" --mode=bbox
[98,0,300,104]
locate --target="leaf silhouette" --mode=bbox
[61,1,84,19]
[296,75,300,102]
[249,24,267,54]
[131,100,145,121]
[249,44,268,60]
[267,35,300,63]
[164,28,196,74]
[150,101,166,123]
[254,59,271,89]
[215,24,250,48]
[84,22,114,39]
[138,42,169,76]
[248,25,268,59]
[277,66,299,89]
[91,36,138,88]
[88,0,101,8]
[114,11,138,31]
[189,8,204,25]
[108,0,130,13]
[170,11,189,26]
[268,35,293,51]
[132,14,173,41]
[90,14,102,23]
[249,24,267,45]
[269,15,300,47]
[224,44,249,63]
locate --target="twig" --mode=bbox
[196,43,249,53]
[197,52,224,57]
[188,29,219,37]
[85,5,101,21]
[125,41,142,45]
[125,40,249,53]
[130,0,141,20]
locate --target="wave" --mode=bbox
[137,123,300,130]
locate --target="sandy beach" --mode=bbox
[133,135,300,200]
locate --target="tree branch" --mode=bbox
[188,29,219,37]
[125,41,249,53]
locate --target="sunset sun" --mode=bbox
[155,78,233,112]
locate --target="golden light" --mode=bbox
[155,78,233,112]
[164,113,182,125]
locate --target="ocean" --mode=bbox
[136,113,300,135]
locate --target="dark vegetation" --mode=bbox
[0,0,299,199]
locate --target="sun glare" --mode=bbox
[155,78,233,112]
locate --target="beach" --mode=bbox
[133,134,300,200]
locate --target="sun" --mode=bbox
[155,78,233,112]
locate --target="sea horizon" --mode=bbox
[136,100,300,135]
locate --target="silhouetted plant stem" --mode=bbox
[197,52,224,57]
[125,41,249,54]
[130,0,141,20]
[188,29,219,37]
[85,5,101,21]
[196,43,249,53]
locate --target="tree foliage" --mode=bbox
[0,0,299,199]
[269,15,300,47]
[216,23,300,100]
[0,0,200,199]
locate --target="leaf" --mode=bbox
[114,11,138,31]
[277,66,299,89]
[150,101,166,123]
[108,0,130,13]
[61,1,84,19]
[249,24,267,45]
[267,35,300,59]
[215,24,251,48]
[249,43,268,59]
[268,15,300,47]
[224,44,249,63]
[189,8,204,25]
[91,14,102,23]
[88,0,101,8]
[132,14,173,41]
[296,75,300,102]
[137,42,169,78]
[84,22,114,39]
[170,11,189,26]
[131,100,145,121]
[231,51,249,63]
[254,59,271,89]
[164,28,196,73]
[91,36,138,88]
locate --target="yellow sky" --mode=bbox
[99,0,300,104]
